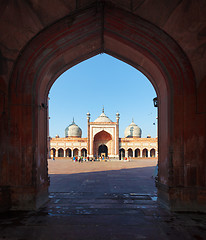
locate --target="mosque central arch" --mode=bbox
[93,130,112,158]
[8,4,197,211]
[98,145,108,158]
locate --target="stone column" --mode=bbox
[71,150,73,157]
[87,112,90,157]
[133,150,135,158]
[116,112,120,159]
[78,149,81,157]
[125,150,128,158]
[64,150,66,157]
[140,149,142,158]
[90,136,93,158]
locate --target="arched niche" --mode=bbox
[94,130,112,142]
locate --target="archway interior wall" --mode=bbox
[7,5,199,211]
[93,130,112,157]
[103,7,197,198]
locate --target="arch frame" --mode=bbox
[93,130,113,157]
[7,4,200,211]
[150,148,156,158]
[98,144,108,157]
[66,148,72,157]
[119,148,125,160]
[57,148,64,158]
[73,148,79,157]
[135,148,140,158]
[142,148,149,158]
[127,148,133,158]
[81,148,87,157]
[93,130,112,141]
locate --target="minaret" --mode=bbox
[116,112,120,159]
[87,112,90,157]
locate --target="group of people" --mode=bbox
[72,156,109,162]
[52,156,129,161]
[72,156,129,162]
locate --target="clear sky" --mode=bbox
[49,54,157,138]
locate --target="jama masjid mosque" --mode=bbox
[50,108,157,160]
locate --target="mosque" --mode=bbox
[50,109,158,160]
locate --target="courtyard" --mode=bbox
[0,159,206,239]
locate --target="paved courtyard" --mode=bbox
[48,158,158,194]
[0,158,206,240]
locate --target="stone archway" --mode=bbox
[135,149,140,158]
[73,148,78,157]
[7,4,198,211]
[81,148,87,157]
[128,148,133,158]
[150,149,156,158]
[142,149,148,158]
[93,130,112,157]
[58,148,64,158]
[98,144,108,158]
[119,148,125,160]
[66,148,72,158]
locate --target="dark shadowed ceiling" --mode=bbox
[0,0,206,87]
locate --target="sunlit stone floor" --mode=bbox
[0,159,206,240]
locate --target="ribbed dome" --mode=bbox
[65,119,82,137]
[94,108,112,123]
[124,119,141,138]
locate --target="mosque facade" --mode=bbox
[50,109,158,160]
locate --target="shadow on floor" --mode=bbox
[49,166,157,194]
[0,166,206,240]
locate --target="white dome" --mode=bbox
[65,119,82,137]
[94,108,112,123]
[124,120,141,138]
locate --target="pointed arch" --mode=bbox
[94,130,112,141]
[7,4,196,210]
[135,148,140,158]
[57,148,64,158]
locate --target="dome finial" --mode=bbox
[102,106,104,113]
[72,117,75,124]
[116,111,120,121]
[132,118,134,123]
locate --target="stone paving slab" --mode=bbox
[0,160,206,239]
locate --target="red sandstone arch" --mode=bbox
[93,130,112,157]
[94,130,112,141]
[142,148,148,158]
[57,148,64,158]
[128,148,133,158]
[119,148,125,160]
[8,4,197,210]
[135,148,140,158]
[150,149,156,158]
[51,148,56,158]
[81,148,87,157]
[73,148,78,157]
[66,148,72,157]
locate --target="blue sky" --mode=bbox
[49,54,157,138]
